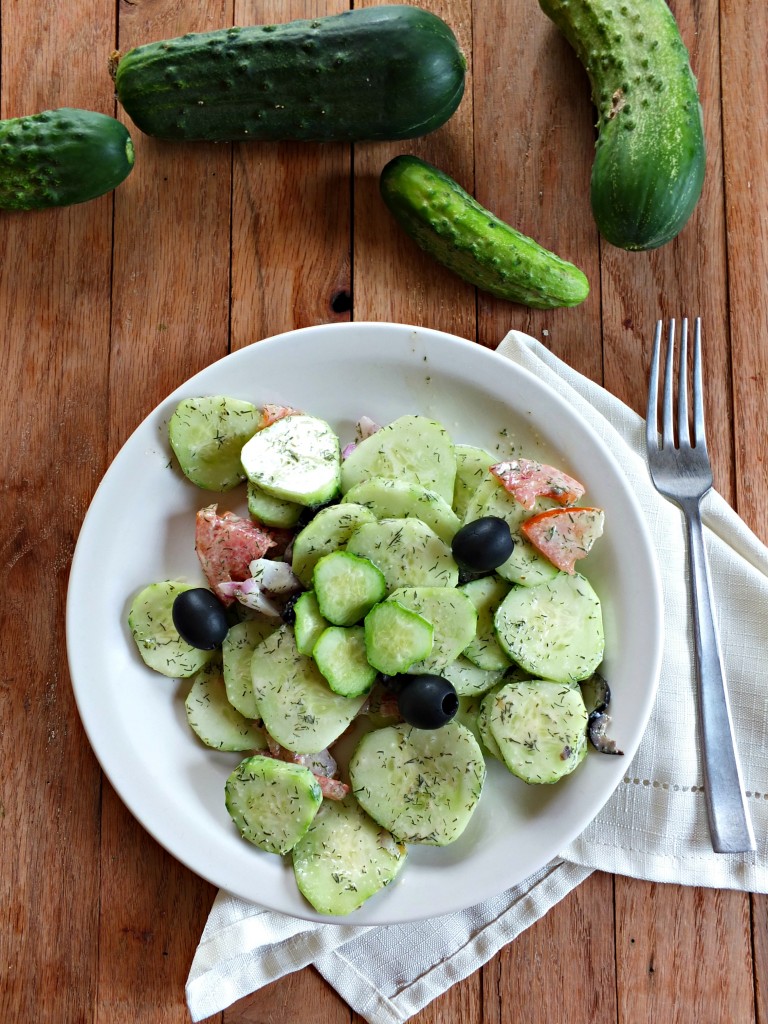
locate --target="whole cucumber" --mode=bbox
[0,108,134,211]
[112,6,466,143]
[380,155,589,309]
[539,0,705,251]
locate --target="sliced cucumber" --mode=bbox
[387,586,477,673]
[222,618,277,718]
[454,693,487,748]
[292,796,407,916]
[312,625,377,698]
[494,572,604,683]
[452,443,495,520]
[240,414,341,506]
[363,599,434,675]
[340,414,457,504]
[342,476,460,544]
[313,550,386,626]
[185,660,267,751]
[459,575,513,670]
[477,686,505,761]
[441,655,505,696]
[291,502,377,586]
[293,591,329,656]
[464,475,559,586]
[349,722,486,845]
[347,518,459,591]
[168,396,263,491]
[247,481,303,528]
[251,624,367,753]
[225,754,322,855]
[486,680,588,784]
[128,580,214,678]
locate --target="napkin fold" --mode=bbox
[186,330,768,1024]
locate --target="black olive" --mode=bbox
[281,592,301,625]
[451,516,514,572]
[296,496,340,528]
[172,588,229,650]
[397,674,459,729]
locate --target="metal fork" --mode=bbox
[646,318,755,853]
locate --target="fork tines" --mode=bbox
[646,317,705,452]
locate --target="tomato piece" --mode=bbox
[490,458,585,510]
[521,506,604,574]
[195,504,280,604]
[261,403,300,426]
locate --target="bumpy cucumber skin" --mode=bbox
[380,155,589,309]
[0,108,134,211]
[113,6,466,143]
[540,0,705,251]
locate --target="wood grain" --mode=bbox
[1,1,766,1023]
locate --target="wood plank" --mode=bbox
[0,2,118,1022]
[352,0,476,340]
[474,0,602,372]
[99,3,233,1024]
[616,879,754,1024]
[482,874,617,1024]
[230,0,351,347]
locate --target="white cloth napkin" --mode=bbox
[186,330,768,1023]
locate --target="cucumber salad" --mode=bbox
[128,396,619,916]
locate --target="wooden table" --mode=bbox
[2,1,766,1021]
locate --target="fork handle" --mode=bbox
[682,498,756,853]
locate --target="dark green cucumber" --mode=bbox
[379,155,589,309]
[539,0,705,251]
[112,6,466,143]
[0,108,134,211]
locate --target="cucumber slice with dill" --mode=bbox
[349,721,486,845]
[340,414,457,504]
[240,413,341,506]
[441,655,505,696]
[251,624,367,753]
[168,395,263,491]
[291,502,377,586]
[292,796,407,916]
[452,443,495,519]
[313,550,386,626]
[486,680,588,784]
[347,517,459,590]
[225,754,322,855]
[312,625,377,697]
[293,591,329,656]
[459,575,513,671]
[342,476,460,544]
[247,481,303,528]
[494,572,604,683]
[128,580,214,678]
[387,586,477,673]
[185,660,266,751]
[363,599,434,675]
[222,618,278,718]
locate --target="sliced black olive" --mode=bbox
[580,670,611,715]
[587,711,624,755]
[172,587,229,650]
[451,516,514,572]
[397,674,459,729]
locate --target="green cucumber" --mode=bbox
[342,477,460,545]
[185,660,266,752]
[312,625,377,698]
[364,600,434,676]
[168,396,263,492]
[0,108,134,211]
[539,0,705,251]
[128,580,214,678]
[312,550,386,627]
[240,414,340,507]
[347,518,459,591]
[291,502,376,587]
[112,6,466,143]
[379,155,589,309]
[386,586,477,674]
[293,591,329,657]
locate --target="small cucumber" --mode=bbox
[539,0,705,250]
[380,155,589,309]
[225,755,322,855]
[168,396,263,491]
[112,6,466,143]
[0,108,134,211]
[292,796,407,916]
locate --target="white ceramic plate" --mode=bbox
[67,321,663,925]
